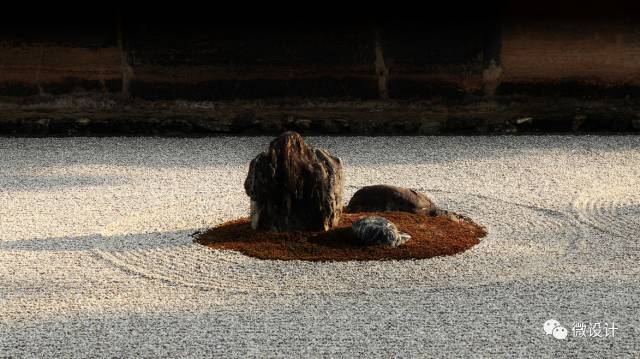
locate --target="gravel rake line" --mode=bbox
[90,188,586,294]
[574,187,640,240]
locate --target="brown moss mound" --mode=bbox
[196,211,486,261]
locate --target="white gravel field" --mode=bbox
[0,136,638,357]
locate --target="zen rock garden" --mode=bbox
[196,131,486,261]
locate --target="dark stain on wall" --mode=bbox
[379,20,489,99]
[126,22,378,99]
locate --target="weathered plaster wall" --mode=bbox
[1,8,639,134]
[0,46,121,95]
[0,18,121,96]
[499,20,640,96]
[127,24,378,99]
[0,16,497,100]
[379,21,489,98]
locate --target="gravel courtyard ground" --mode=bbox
[1,136,638,357]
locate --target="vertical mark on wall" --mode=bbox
[36,46,45,96]
[117,15,133,97]
[483,61,502,96]
[482,11,503,97]
[374,29,390,100]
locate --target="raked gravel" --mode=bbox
[0,136,638,357]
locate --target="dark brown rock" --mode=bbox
[244,131,344,231]
[346,184,438,216]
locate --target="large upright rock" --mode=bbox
[244,131,344,231]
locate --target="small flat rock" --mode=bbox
[351,216,411,247]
